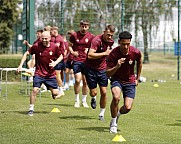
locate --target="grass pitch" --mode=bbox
[0,53,181,144]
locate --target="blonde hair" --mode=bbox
[44,25,51,31]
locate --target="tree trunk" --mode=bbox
[142,16,149,64]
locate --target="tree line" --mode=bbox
[0,0,178,63]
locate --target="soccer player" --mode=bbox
[106,31,142,133]
[23,29,43,70]
[85,25,115,120]
[68,20,94,108]
[17,31,64,116]
[51,26,65,96]
[23,29,44,81]
[63,30,75,90]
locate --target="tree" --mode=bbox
[0,0,22,54]
[124,0,176,63]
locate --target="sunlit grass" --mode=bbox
[0,53,181,144]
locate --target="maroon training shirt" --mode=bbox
[85,34,114,70]
[107,46,142,84]
[69,31,94,62]
[28,42,61,78]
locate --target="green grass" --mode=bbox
[0,53,181,144]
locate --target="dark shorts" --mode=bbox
[66,60,73,69]
[73,61,85,74]
[54,60,65,70]
[33,75,58,89]
[85,67,108,89]
[110,79,136,99]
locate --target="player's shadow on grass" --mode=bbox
[78,126,109,132]
[17,111,49,115]
[166,120,181,126]
[43,103,72,107]
[59,115,94,120]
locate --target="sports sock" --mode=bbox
[82,95,87,102]
[91,96,96,100]
[65,82,69,87]
[29,104,34,111]
[59,87,63,92]
[42,84,47,90]
[75,94,79,102]
[117,110,121,117]
[99,108,105,116]
[111,118,117,126]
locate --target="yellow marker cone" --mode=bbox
[112,135,126,142]
[22,72,31,77]
[51,108,60,112]
[153,83,159,87]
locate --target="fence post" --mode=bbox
[121,0,124,31]
[177,0,180,80]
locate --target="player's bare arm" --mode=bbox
[106,58,126,77]
[17,51,30,73]
[68,41,78,57]
[88,48,110,59]
[23,40,32,48]
[49,54,63,68]
[135,59,142,86]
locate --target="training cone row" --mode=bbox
[51,108,60,112]
[112,135,126,142]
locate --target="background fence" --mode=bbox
[32,0,179,54]
[9,0,180,56]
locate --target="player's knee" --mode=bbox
[113,95,120,101]
[32,88,39,95]
[112,96,120,105]
[124,104,132,112]
[75,79,81,84]
[90,91,97,97]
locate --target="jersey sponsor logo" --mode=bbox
[85,38,88,43]
[76,39,79,42]
[49,51,53,55]
[129,59,133,65]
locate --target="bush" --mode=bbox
[0,54,25,82]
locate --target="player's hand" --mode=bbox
[84,48,88,54]
[116,58,126,68]
[72,51,79,57]
[17,66,22,73]
[104,46,112,56]
[23,40,28,45]
[49,59,56,68]
[135,79,139,86]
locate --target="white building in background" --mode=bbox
[153,7,179,51]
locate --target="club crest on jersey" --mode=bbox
[85,38,88,43]
[129,59,133,65]
[49,51,53,55]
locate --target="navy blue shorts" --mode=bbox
[33,75,58,89]
[54,60,65,70]
[66,60,73,69]
[73,61,85,74]
[85,67,108,89]
[110,79,136,99]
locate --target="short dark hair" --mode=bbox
[80,20,89,25]
[119,31,132,40]
[37,29,43,33]
[105,25,115,32]
[51,26,59,31]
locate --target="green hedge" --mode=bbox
[0,55,24,82]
